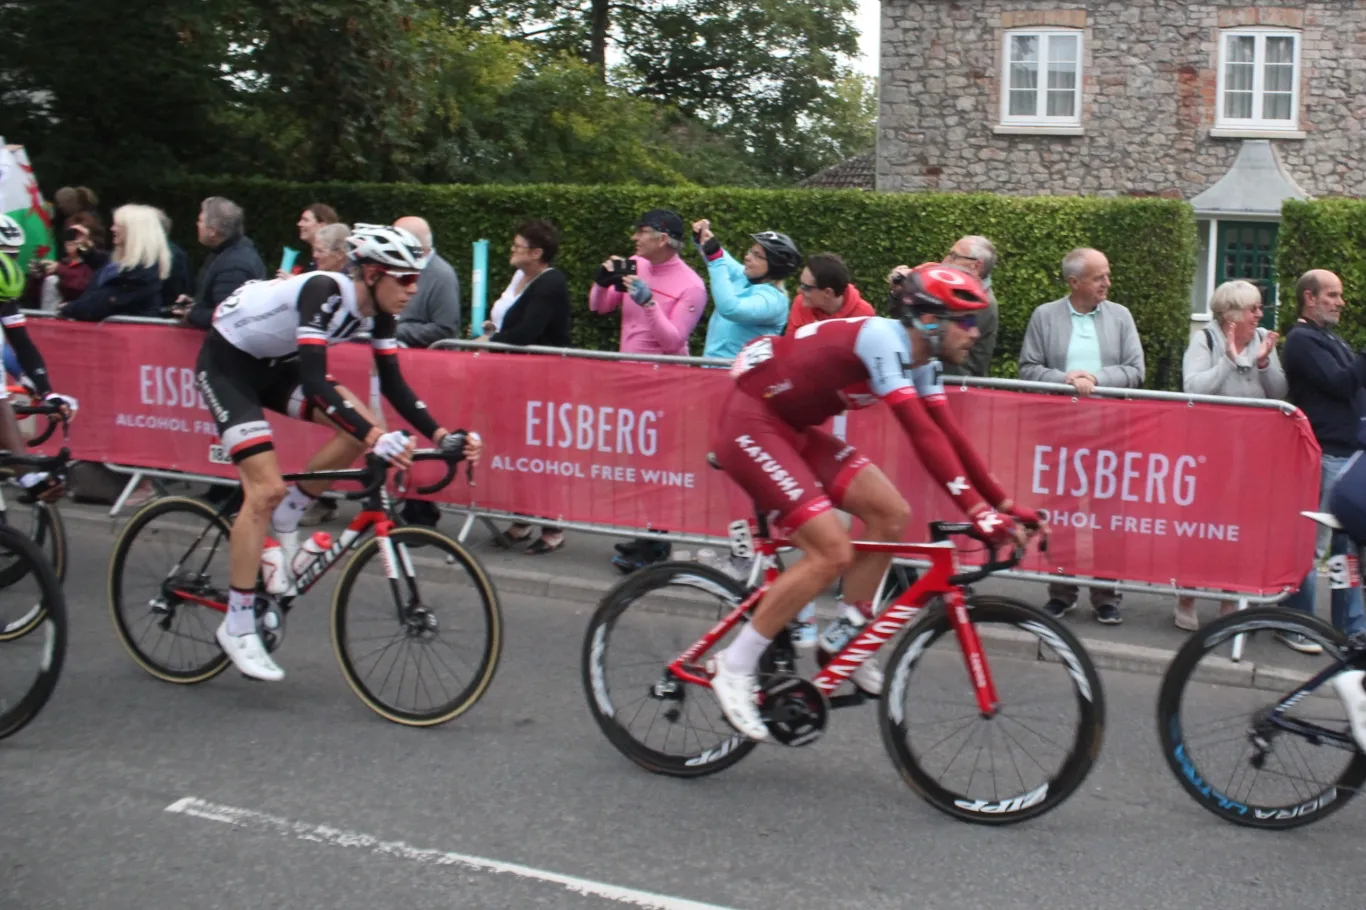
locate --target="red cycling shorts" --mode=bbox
[712,386,873,535]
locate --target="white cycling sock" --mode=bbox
[225,587,257,637]
[723,623,772,675]
[271,485,314,535]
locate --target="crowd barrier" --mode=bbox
[27,314,1323,603]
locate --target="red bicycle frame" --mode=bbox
[667,525,1002,716]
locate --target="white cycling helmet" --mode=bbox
[347,223,429,274]
[0,215,24,251]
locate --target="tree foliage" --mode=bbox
[2,0,872,189]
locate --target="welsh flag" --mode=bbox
[0,139,54,268]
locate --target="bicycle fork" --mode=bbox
[945,589,1001,718]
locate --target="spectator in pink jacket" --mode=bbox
[589,209,706,356]
[590,209,707,572]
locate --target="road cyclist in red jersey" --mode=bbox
[707,262,1046,740]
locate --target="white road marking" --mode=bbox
[165,796,739,910]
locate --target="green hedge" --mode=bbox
[1277,199,1366,349]
[124,177,1198,389]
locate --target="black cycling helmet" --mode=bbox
[749,231,802,280]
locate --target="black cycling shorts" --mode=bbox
[195,330,339,463]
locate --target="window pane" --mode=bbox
[1224,91,1253,120]
[1225,61,1254,93]
[1046,90,1075,117]
[1047,59,1077,90]
[1266,36,1295,64]
[1226,35,1255,64]
[1009,89,1037,117]
[1011,35,1039,65]
[1263,92,1293,120]
[1048,34,1078,64]
[1265,62,1294,93]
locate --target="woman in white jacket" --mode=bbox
[1174,279,1287,630]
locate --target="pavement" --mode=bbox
[2,497,1362,910]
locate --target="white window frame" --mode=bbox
[999,29,1084,128]
[1215,28,1301,131]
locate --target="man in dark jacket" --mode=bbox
[1279,269,1366,649]
[176,197,266,328]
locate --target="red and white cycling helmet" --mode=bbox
[891,262,990,322]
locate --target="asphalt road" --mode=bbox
[2,509,1363,910]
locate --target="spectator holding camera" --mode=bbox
[60,204,169,321]
[590,209,707,572]
[179,196,267,329]
[590,209,706,356]
[692,219,796,359]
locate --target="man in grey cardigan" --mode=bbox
[393,216,461,347]
[393,216,461,530]
[1020,247,1145,624]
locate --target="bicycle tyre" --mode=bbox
[332,526,502,726]
[1156,606,1366,830]
[0,524,67,739]
[582,561,759,778]
[0,502,66,640]
[879,594,1105,824]
[108,496,232,684]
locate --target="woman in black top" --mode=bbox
[483,219,572,554]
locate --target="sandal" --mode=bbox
[525,534,565,555]
[490,526,533,549]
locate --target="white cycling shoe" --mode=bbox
[216,622,285,682]
[707,655,769,741]
[1331,669,1366,752]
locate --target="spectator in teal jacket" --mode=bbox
[692,219,799,359]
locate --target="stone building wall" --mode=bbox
[877,1,1366,197]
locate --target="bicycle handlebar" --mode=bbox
[12,399,68,447]
[331,435,471,502]
[928,519,1047,587]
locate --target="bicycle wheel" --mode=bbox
[0,501,66,641]
[0,524,67,739]
[582,561,762,778]
[332,526,501,726]
[108,496,232,684]
[879,594,1104,824]
[1157,607,1366,829]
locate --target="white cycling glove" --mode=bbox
[371,429,412,464]
[45,393,78,416]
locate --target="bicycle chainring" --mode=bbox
[760,676,829,747]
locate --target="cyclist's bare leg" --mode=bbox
[230,448,288,589]
[748,510,853,638]
[834,465,910,612]
[0,398,27,454]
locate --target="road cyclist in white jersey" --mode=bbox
[196,224,483,682]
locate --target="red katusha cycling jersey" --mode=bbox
[713,316,1008,533]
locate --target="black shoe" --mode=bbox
[614,540,646,558]
[1043,598,1075,619]
[1094,603,1123,625]
[400,498,442,528]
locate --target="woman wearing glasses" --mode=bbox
[480,219,573,555]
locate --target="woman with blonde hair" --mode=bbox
[1174,278,1287,630]
[61,204,171,321]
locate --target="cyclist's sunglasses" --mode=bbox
[385,270,421,288]
[941,313,979,330]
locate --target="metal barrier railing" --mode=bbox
[32,315,1302,660]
